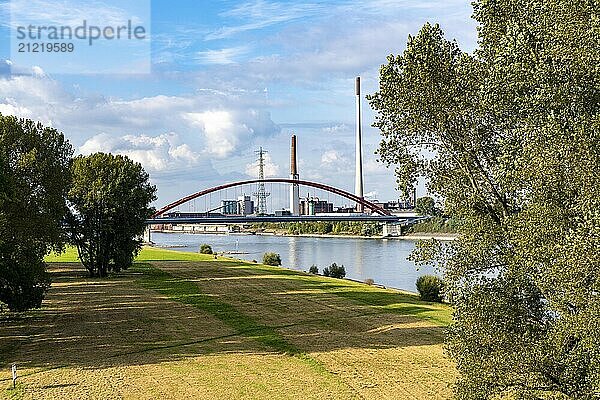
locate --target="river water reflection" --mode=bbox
[152,232,438,293]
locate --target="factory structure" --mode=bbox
[153,76,416,233]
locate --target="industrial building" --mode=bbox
[237,195,254,215]
[300,196,334,215]
[221,200,239,215]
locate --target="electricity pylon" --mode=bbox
[252,147,270,215]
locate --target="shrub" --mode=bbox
[322,263,346,279]
[263,252,281,266]
[308,265,319,274]
[364,278,375,285]
[416,275,443,302]
[199,244,213,254]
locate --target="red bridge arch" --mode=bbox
[153,178,391,218]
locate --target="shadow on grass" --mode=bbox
[39,383,77,389]
[0,260,448,376]
[133,262,447,351]
[152,258,450,325]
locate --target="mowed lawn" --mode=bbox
[1,246,454,399]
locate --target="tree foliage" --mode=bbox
[415,275,443,302]
[252,222,383,236]
[322,263,346,279]
[199,244,213,254]
[0,115,73,311]
[369,1,600,397]
[67,153,156,277]
[415,196,437,216]
[408,216,459,234]
[262,252,281,266]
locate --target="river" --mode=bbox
[152,232,438,293]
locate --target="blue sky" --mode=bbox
[0,0,477,207]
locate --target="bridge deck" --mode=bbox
[146,215,408,224]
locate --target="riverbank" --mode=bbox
[281,232,458,241]
[5,247,454,399]
[153,229,458,241]
[149,232,442,292]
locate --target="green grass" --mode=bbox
[44,246,80,262]
[2,262,362,399]
[12,246,456,398]
[45,245,218,263]
[3,382,24,399]
[332,287,451,326]
[132,262,342,380]
[47,245,452,326]
[133,263,301,355]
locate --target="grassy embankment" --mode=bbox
[1,246,454,399]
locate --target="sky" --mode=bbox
[0,0,478,208]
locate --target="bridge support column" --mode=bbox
[383,222,402,237]
[143,226,152,244]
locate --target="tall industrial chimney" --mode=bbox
[355,77,364,212]
[290,135,300,216]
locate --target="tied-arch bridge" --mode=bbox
[145,178,423,240]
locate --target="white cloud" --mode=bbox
[0,101,32,118]
[206,1,325,40]
[196,47,248,65]
[4,0,144,28]
[364,158,388,174]
[321,149,347,165]
[79,132,200,172]
[78,132,115,154]
[245,21,412,82]
[0,74,279,159]
[365,190,378,199]
[31,66,46,77]
[322,124,349,134]
[0,75,69,126]
[321,150,354,172]
[169,144,199,163]
[184,110,249,157]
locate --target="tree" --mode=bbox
[415,196,436,216]
[0,115,73,311]
[415,275,443,302]
[369,2,600,397]
[322,263,346,279]
[199,244,213,254]
[262,252,281,266]
[67,153,156,277]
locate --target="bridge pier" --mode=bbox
[382,222,402,237]
[143,226,152,244]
